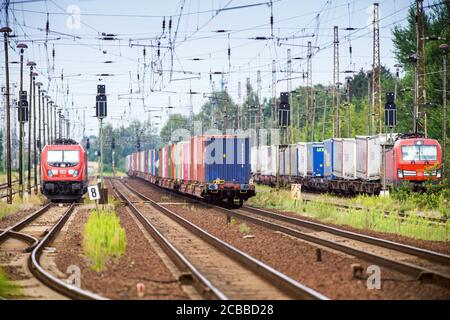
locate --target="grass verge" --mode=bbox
[0,193,45,221]
[83,207,127,272]
[248,185,449,242]
[0,267,20,298]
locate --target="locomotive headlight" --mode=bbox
[47,170,53,177]
[437,170,441,178]
[73,170,79,177]
[397,170,403,178]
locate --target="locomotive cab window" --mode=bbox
[47,150,80,167]
[401,145,437,161]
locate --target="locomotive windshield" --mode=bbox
[401,145,437,161]
[47,150,80,167]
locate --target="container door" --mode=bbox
[314,145,324,176]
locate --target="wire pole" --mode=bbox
[440,43,448,179]
[287,49,292,142]
[333,26,340,138]
[36,83,43,189]
[40,90,45,147]
[17,44,27,198]
[237,81,242,130]
[257,70,262,144]
[32,75,37,194]
[367,71,372,135]
[272,60,276,127]
[27,62,36,195]
[54,106,57,141]
[1,26,13,204]
[224,85,228,132]
[372,3,381,134]
[416,0,427,136]
[246,77,251,130]
[307,42,313,142]
[311,91,316,142]
[322,90,328,141]
[345,76,352,138]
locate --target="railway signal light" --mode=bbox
[86,138,90,150]
[111,137,115,150]
[95,84,107,118]
[278,92,291,127]
[384,92,397,128]
[18,90,29,122]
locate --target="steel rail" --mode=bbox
[109,179,228,300]
[241,205,450,265]
[216,206,450,288]
[127,177,450,288]
[0,228,39,251]
[0,203,52,244]
[115,178,329,300]
[28,203,107,300]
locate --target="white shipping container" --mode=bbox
[280,148,288,175]
[355,134,396,180]
[139,151,145,173]
[296,143,307,177]
[333,138,357,179]
[282,144,297,176]
[125,155,131,172]
[251,146,258,173]
[259,146,271,175]
[269,145,278,176]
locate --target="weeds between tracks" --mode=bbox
[83,207,127,272]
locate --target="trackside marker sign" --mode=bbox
[88,185,101,201]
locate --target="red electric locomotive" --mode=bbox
[385,136,442,187]
[40,139,88,201]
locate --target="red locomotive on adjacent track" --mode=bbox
[40,139,88,201]
[386,136,442,187]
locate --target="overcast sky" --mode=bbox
[0,0,419,140]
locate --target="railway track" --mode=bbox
[127,177,450,289]
[0,203,105,300]
[110,178,328,300]
[298,193,448,224]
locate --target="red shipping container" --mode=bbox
[162,146,168,178]
[191,136,205,182]
[170,144,176,179]
[144,150,149,174]
[183,141,190,181]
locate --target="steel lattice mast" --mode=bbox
[372,3,381,134]
[333,26,340,138]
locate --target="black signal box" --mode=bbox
[386,91,395,104]
[97,84,106,94]
[384,103,396,128]
[96,94,107,118]
[280,92,289,104]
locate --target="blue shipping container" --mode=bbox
[204,136,251,184]
[323,139,334,178]
[307,142,324,177]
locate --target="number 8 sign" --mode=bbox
[88,185,101,201]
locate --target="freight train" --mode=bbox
[126,135,256,205]
[251,133,442,195]
[40,138,88,201]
